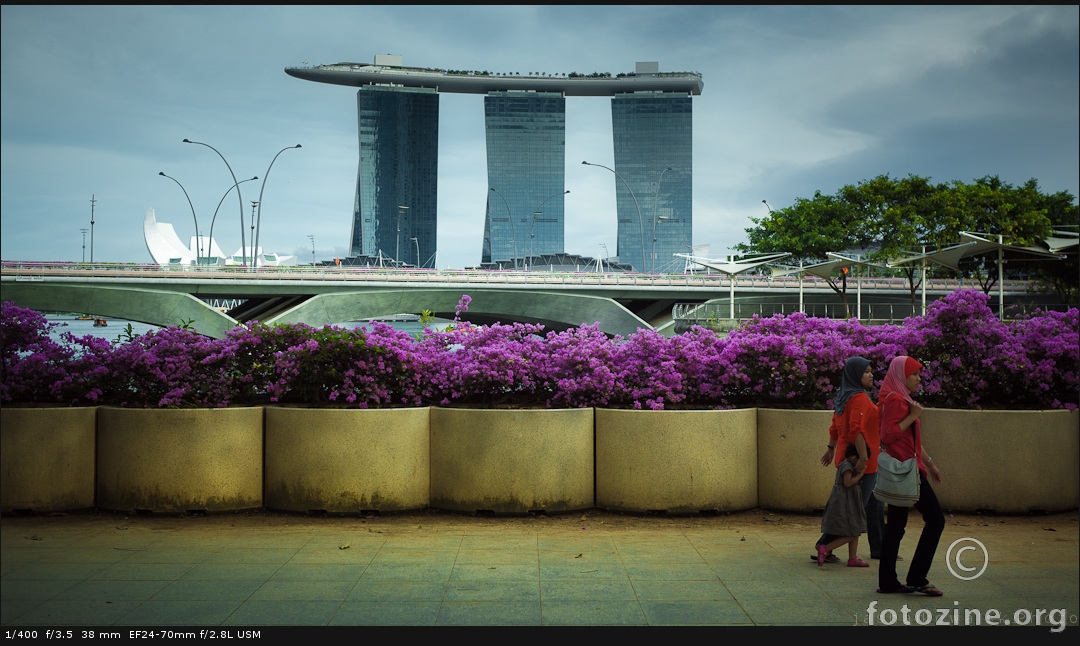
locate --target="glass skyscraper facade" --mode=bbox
[482,92,566,265]
[351,86,439,267]
[611,93,693,273]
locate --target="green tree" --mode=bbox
[741,174,1075,309]
[737,190,866,316]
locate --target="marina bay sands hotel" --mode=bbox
[285,55,703,272]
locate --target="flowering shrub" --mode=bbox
[1,302,111,405]
[259,322,429,408]
[1,291,1076,410]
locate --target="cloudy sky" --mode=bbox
[2,5,1077,269]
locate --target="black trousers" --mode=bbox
[878,472,945,591]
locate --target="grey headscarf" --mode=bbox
[833,356,872,415]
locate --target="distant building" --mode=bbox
[287,57,703,271]
[611,91,693,273]
[351,86,439,268]
[483,92,566,265]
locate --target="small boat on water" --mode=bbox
[93,318,108,327]
[76,315,94,321]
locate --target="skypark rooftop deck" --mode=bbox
[285,62,704,96]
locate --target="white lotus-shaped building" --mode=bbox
[143,207,296,267]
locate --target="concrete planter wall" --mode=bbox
[429,407,594,514]
[1,407,97,513]
[595,408,758,513]
[756,408,837,512]
[264,407,430,513]
[96,407,263,513]
[920,408,1079,513]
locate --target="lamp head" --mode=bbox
[182,139,192,143]
[159,172,166,176]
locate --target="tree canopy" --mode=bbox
[739,174,1079,306]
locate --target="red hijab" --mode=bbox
[878,356,923,404]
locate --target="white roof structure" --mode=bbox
[143,207,296,267]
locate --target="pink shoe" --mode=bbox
[817,544,828,566]
[847,558,870,567]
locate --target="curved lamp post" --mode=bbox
[252,144,301,269]
[395,205,409,267]
[650,167,674,273]
[411,237,420,268]
[207,176,258,265]
[530,189,570,269]
[488,187,518,269]
[159,172,201,264]
[582,161,645,272]
[183,139,247,266]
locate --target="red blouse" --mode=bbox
[878,391,925,474]
[828,392,881,473]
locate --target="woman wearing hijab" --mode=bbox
[817,356,883,562]
[876,356,946,596]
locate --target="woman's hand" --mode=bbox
[820,446,835,467]
[927,460,943,485]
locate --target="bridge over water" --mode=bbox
[0,263,1044,339]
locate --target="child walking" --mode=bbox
[818,443,869,567]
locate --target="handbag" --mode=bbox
[874,447,920,507]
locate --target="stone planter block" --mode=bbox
[429,407,594,514]
[920,409,1079,513]
[1,407,97,512]
[596,408,758,513]
[756,408,837,512]
[96,407,263,513]
[264,407,430,513]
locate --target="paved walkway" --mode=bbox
[1,509,1076,627]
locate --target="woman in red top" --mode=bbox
[818,356,884,561]
[876,356,945,596]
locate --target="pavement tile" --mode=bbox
[347,579,447,602]
[249,580,355,601]
[330,601,440,626]
[631,579,734,601]
[639,599,753,625]
[151,579,265,601]
[540,579,638,601]
[540,600,647,625]
[435,601,542,626]
[223,600,342,625]
[116,600,242,626]
[444,580,540,602]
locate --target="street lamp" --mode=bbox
[650,167,673,273]
[582,161,645,272]
[80,228,88,263]
[395,205,409,268]
[249,201,260,267]
[89,195,96,263]
[159,172,201,264]
[411,237,420,268]
[530,189,569,269]
[252,144,301,270]
[207,176,258,265]
[307,234,315,267]
[183,139,247,266]
[488,188,518,269]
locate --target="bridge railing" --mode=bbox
[0,261,1034,293]
[672,300,1072,325]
